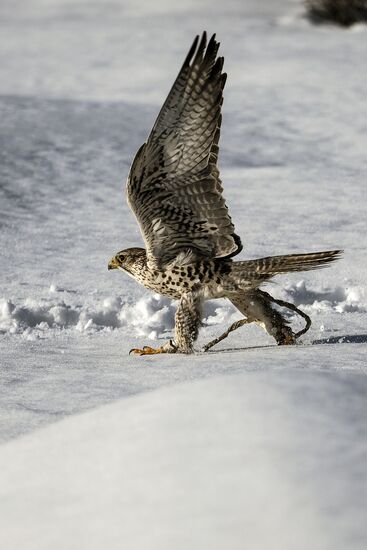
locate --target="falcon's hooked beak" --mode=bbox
[108,257,119,270]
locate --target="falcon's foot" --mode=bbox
[129,340,177,356]
[275,326,296,346]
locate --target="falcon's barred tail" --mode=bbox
[233,250,343,282]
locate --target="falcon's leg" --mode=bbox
[174,292,203,353]
[129,292,202,356]
[229,289,296,345]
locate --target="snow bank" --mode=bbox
[0,291,234,339]
[0,292,175,339]
[1,371,366,550]
[1,281,365,339]
[281,280,367,314]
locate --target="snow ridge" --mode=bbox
[282,280,367,314]
[0,281,365,339]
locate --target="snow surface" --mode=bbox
[0,0,367,548]
[1,372,367,550]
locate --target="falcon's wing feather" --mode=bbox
[127,32,242,267]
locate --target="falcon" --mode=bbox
[108,32,342,355]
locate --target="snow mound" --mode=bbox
[1,282,364,339]
[1,281,365,339]
[119,294,175,340]
[1,371,367,550]
[282,280,367,314]
[0,292,235,339]
[0,293,172,339]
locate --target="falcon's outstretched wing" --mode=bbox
[127,32,242,267]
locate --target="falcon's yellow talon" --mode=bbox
[129,348,144,356]
[129,346,168,356]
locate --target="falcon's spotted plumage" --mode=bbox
[108,32,342,355]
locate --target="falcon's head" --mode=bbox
[108,247,146,274]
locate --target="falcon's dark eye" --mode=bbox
[118,254,125,263]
